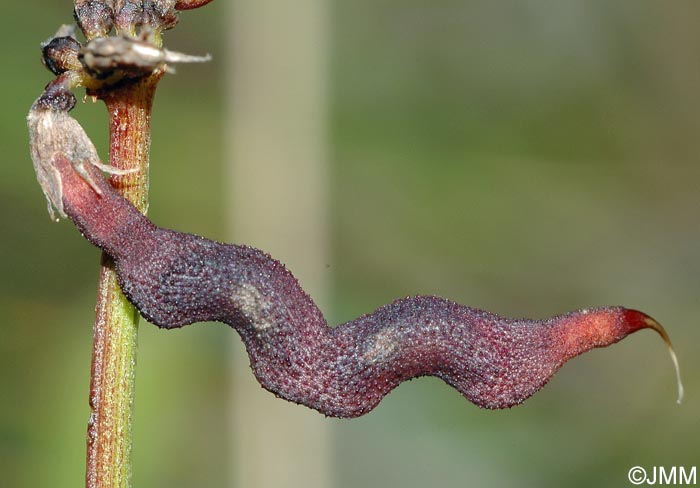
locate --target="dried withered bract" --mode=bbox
[80,35,151,78]
[80,34,210,79]
[27,75,132,221]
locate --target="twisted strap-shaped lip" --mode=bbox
[45,148,683,417]
[27,73,683,417]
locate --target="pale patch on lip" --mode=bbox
[232,283,273,331]
[363,328,400,364]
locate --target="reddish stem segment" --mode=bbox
[51,154,683,418]
[85,76,160,488]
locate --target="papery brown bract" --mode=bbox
[26,75,134,221]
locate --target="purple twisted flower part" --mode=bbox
[28,84,683,417]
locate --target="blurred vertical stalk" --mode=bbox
[85,74,161,488]
[226,0,333,487]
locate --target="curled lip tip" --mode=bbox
[639,315,684,404]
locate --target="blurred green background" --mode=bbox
[2,1,698,487]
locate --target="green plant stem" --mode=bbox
[85,73,162,488]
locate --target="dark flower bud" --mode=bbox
[42,35,82,76]
[74,0,114,40]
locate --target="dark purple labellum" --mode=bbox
[28,80,684,418]
[47,152,683,417]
